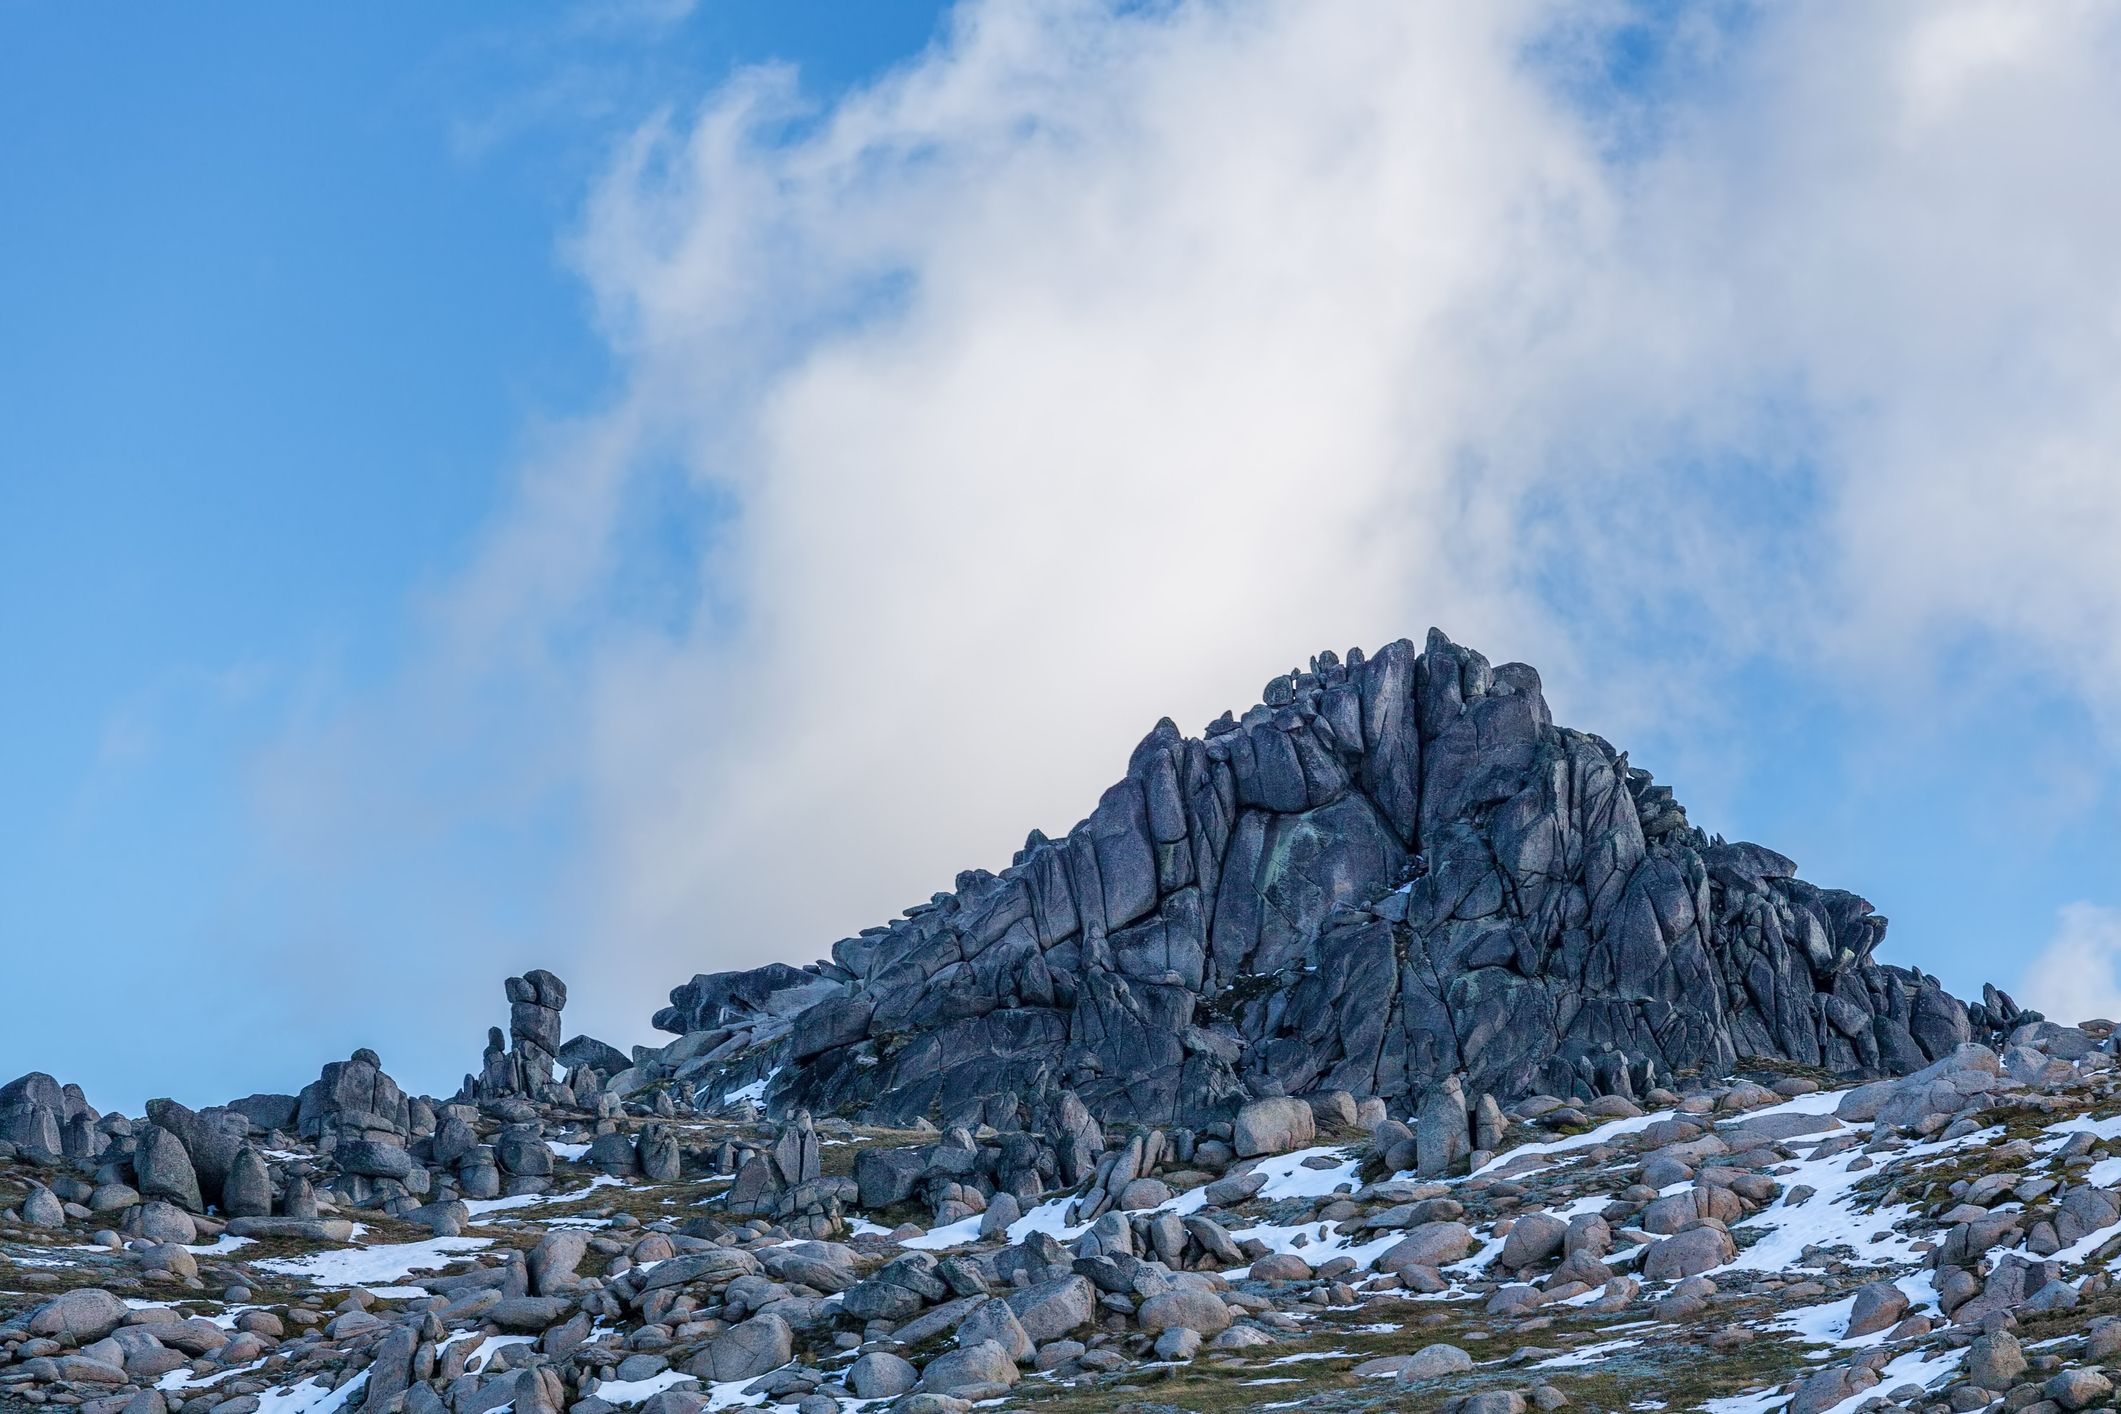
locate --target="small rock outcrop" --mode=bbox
[0,1073,102,1162]
[462,970,630,1114]
[475,969,568,1102]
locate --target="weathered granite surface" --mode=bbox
[658,630,1979,1129]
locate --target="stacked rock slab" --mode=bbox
[464,971,631,1113]
[0,1073,103,1162]
[661,630,1975,1131]
[296,1048,414,1147]
[474,969,569,1101]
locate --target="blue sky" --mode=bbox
[0,2,950,1107]
[4,2,2118,1115]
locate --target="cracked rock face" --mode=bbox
[660,630,1978,1131]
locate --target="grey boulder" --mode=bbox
[919,1340,1020,1397]
[847,1351,918,1399]
[27,1287,130,1341]
[684,1313,792,1383]
[1233,1097,1316,1157]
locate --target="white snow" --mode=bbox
[463,1175,623,1216]
[190,1234,254,1256]
[5,1251,84,1267]
[1766,1295,1889,1350]
[2082,1156,2121,1187]
[444,1333,537,1372]
[2039,1214,2121,1267]
[897,1213,987,1250]
[159,1358,267,1391]
[1720,1125,2003,1275]
[696,1374,771,1411]
[718,1071,780,1109]
[594,1370,692,1405]
[2045,1113,2121,1145]
[1534,1338,1642,1369]
[1252,1148,1362,1200]
[1220,1218,1424,1281]
[205,1305,266,1329]
[903,1192,1090,1250]
[253,1235,492,1285]
[897,1146,1370,1252]
[1462,1089,1846,1181]
[1701,1392,1784,1414]
[1818,1346,1963,1414]
[549,1142,591,1161]
[237,1373,369,1414]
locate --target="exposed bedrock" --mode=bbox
[661,630,1978,1131]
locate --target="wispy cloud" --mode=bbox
[2020,903,2121,1028]
[254,0,2121,1052]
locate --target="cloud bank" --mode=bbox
[2020,903,2121,1029]
[259,0,2121,1064]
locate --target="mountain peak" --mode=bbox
[655,630,1985,1131]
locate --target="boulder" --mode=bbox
[529,1230,589,1295]
[0,1072,77,1155]
[638,1247,762,1291]
[1233,1097,1316,1157]
[1498,1212,1568,1270]
[27,1287,129,1341]
[336,1138,414,1179]
[956,1298,1033,1362]
[1138,1288,1233,1336]
[1398,1343,1475,1380]
[1845,1281,1909,1337]
[847,1351,919,1399]
[1004,1275,1096,1342]
[1378,1221,1476,1273]
[133,1125,202,1211]
[1964,1330,2026,1390]
[221,1146,273,1218]
[855,1147,927,1209]
[20,1183,64,1227]
[919,1340,1019,1398]
[296,1049,411,1142]
[685,1314,792,1383]
[488,1297,573,1332]
[1639,1225,1736,1280]
[2045,1368,2113,1411]
[1415,1076,1471,1177]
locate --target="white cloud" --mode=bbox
[2019,903,2121,1028]
[255,0,2121,1051]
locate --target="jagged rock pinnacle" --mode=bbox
[658,630,1982,1130]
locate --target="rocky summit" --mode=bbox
[14,629,2121,1414]
[658,630,1982,1134]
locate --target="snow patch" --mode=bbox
[463,1175,623,1216]
[253,1236,492,1286]
[594,1370,692,1405]
[241,1372,369,1414]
